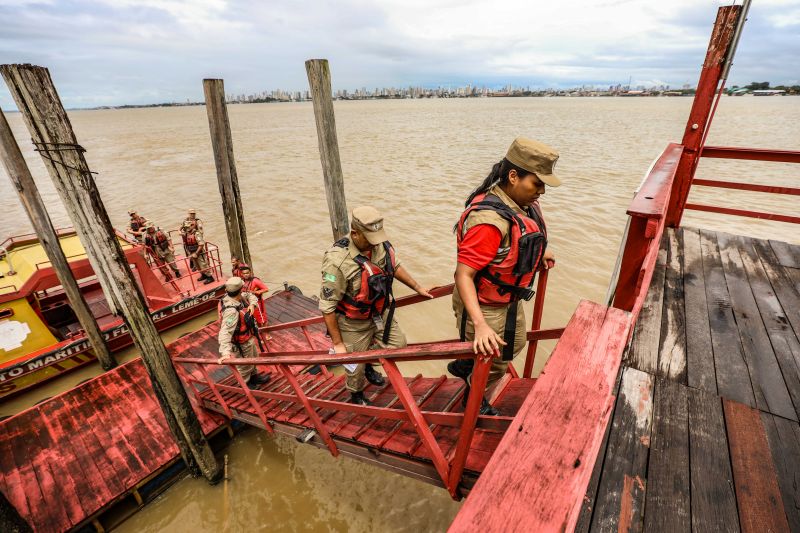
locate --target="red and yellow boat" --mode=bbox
[0,227,225,400]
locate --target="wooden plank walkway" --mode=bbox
[0,289,326,533]
[578,227,800,532]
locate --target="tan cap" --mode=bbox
[505,137,561,187]
[144,222,155,230]
[128,209,137,215]
[188,208,196,214]
[225,276,243,292]
[351,206,388,245]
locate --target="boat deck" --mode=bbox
[578,227,800,532]
[0,289,326,533]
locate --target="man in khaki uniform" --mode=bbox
[217,277,271,389]
[320,206,432,405]
[126,209,148,243]
[183,220,214,284]
[143,223,181,279]
[451,137,558,415]
[180,209,204,271]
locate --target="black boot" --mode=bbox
[364,364,385,386]
[447,359,474,381]
[461,385,499,416]
[247,372,271,389]
[348,391,370,406]
[173,269,181,277]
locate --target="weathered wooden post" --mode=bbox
[305,59,349,240]
[1,64,222,483]
[0,491,31,533]
[203,79,252,268]
[0,107,116,370]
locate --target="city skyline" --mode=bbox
[1,0,799,109]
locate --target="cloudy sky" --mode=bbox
[0,0,798,108]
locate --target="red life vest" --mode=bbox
[145,230,170,251]
[456,193,546,306]
[335,239,397,321]
[183,232,199,251]
[218,300,253,344]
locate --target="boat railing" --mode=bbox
[609,142,683,325]
[174,329,558,498]
[0,227,77,251]
[683,145,800,224]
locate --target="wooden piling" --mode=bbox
[202,79,252,268]
[0,107,116,370]
[1,64,222,483]
[305,59,349,240]
[0,490,32,533]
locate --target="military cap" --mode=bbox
[188,208,197,214]
[225,277,243,292]
[505,137,561,187]
[352,206,388,245]
[128,209,137,215]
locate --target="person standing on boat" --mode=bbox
[319,206,433,406]
[217,277,271,389]
[449,138,558,416]
[231,255,243,277]
[182,220,215,284]
[143,223,181,279]
[126,209,148,243]
[180,209,204,269]
[238,264,270,330]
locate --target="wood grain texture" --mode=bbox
[724,399,790,533]
[1,63,220,481]
[202,78,251,268]
[717,231,795,421]
[737,235,800,420]
[644,378,689,532]
[0,106,114,370]
[699,229,755,407]
[626,236,667,374]
[451,301,630,533]
[681,227,716,394]
[658,228,687,382]
[687,386,739,533]
[305,59,349,240]
[590,367,654,533]
[761,412,800,533]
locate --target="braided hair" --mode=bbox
[463,158,532,207]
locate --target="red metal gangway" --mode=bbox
[174,273,562,497]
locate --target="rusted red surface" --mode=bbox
[0,289,325,532]
[724,400,790,533]
[449,301,631,533]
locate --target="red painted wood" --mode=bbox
[702,146,800,164]
[723,399,790,533]
[450,301,630,533]
[692,178,800,196]
[523,270,549,378]
[685,203,800,224]
[665,6,741,226]
[628,143,684,218]
[447,356,492,497]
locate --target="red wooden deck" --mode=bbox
[0,288,325,533]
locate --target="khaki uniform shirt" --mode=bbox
[218,292,258,357]
[318,239,401,315]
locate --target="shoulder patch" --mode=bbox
[323,272,337,283]
[224,314,238,327]
[322,286,334,299]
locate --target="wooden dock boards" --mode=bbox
[0,289,326,532]
[577,229,800,532]
[624,227,800,422]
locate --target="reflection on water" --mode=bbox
[0,96,797,531]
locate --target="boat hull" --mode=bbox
[0,284,225,400]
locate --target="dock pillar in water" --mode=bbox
[203,78,253,268]
[0,63,223,483]
[306,59,350,240]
